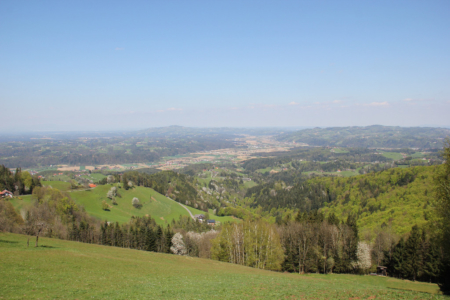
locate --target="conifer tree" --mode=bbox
[391,238,406,278]
[146,228,156,252]
[403,225,423,281]
[423,238,441,283]
[342,214,358,272]
[165,227,174,253]
[122,174,129,190]
[156,226,163,252]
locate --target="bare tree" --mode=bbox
[26,203,53,247]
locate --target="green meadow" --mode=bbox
[42,180,72,191]
[379,151,404,160]
[68,184,191,225]
[0,233,443,300]
[10,182,235,226]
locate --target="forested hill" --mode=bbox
[276,125,450,148]
[316,165,438,235]
[246,165,438,235]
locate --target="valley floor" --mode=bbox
[0,233,444,299]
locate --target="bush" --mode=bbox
[101,200,109,211]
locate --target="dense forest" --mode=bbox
[244,165,438,235]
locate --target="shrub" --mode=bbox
[101,200,109,211]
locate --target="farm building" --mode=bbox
[194,214,205,222]
[89,184,97,188]
[207,219,216,226]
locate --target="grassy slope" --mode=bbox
[9,195,34,213]
[183,206,239,223]
[11,182,236,226]
[42,180,72,191]
[0,233,442,300]
[68,185,189,225]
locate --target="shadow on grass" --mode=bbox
[0,239,19,244]
[39,245,58,248]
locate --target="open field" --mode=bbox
[332,148,349,153]
[81,173,107,182]
[379,151,404,160]
[0,233,443,300]
[42,180,72,191]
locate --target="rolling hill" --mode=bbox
[277,125,450,149]
[136,125,291,137]
[9,181,234,226]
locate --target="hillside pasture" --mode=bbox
[68,185,190,225]
[41,180,72,191]
[0,233,443,299]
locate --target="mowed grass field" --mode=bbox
[0,233,444,300]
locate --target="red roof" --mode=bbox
[89,184,96,188]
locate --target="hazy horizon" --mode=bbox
[1,124,450,136]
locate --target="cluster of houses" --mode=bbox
[194,214,216,226]
[0,190,13,198]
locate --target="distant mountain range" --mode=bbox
[277,125,450,149]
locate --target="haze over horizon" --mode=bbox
[1,0,449,131]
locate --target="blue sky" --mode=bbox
[1,0,449,131]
